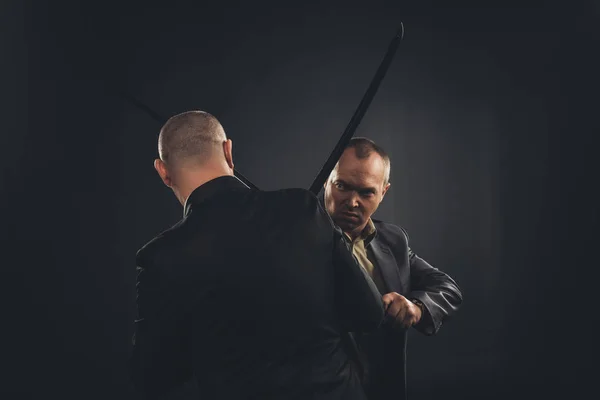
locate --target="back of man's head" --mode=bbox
[158,110,227,168]
[154,111,235,206]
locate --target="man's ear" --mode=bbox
[154,159,172,187]
[381,182,391,199]
[325,165,338,189]
[223,139,234,170]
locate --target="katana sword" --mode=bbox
[306,24,405,384]
[119,23,404,194]
[308,23,404,195]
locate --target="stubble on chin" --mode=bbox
[332,217,357,233]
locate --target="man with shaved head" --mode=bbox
[130,111,384,399]
[322,137,463,400]
[153,111,232,205]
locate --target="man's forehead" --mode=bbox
[335,150,385,183]
[335,169,382,188]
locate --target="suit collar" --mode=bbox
[363,219,377,245]
[369,237,405,294]
[183,175,250,217]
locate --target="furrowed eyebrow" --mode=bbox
[361,187,377,193]
[336,179,377,193]
[335,179,353,190]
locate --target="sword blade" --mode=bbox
[308,24,404,195]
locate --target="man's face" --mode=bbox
[324,148,390,237]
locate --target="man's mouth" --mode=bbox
[341,212,360,220]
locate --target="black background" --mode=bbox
[2,0,599,398]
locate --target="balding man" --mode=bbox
[130,111,384,399]
[322,137,462,400]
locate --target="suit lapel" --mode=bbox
[369,239,407,294]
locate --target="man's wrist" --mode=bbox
[410,298,425,318]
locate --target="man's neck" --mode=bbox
[344,219,376,242]
[345,223,368,242]
[178,169,233,207]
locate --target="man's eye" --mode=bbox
[361,191,375,197]
[335,182,345,190]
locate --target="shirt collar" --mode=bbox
[183,175,250,217]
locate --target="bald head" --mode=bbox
[336,137,391,185]
[154,110,235,206]
[158,111,227,167]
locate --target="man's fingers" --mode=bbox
[393,306,410,329]
[383,292,416,329]
[386,301,401,317]
[383,300,392,311]
[397,305,408,323]
[382,293,395,309]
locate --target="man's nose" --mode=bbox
[347,192,360,209]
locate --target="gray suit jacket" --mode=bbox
[351,219,463,400]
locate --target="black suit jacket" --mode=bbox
[130,176,385,399]
[355,219,463,400]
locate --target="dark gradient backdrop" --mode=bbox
[3,0,599,399]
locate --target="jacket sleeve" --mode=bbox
[130,253,193,398]
[404,230,463,336]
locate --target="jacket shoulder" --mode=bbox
[372,218,409,245]
[269,187,319,204]
[260,188,321,213]
[135,218,187,268]
[252,188,333,237]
